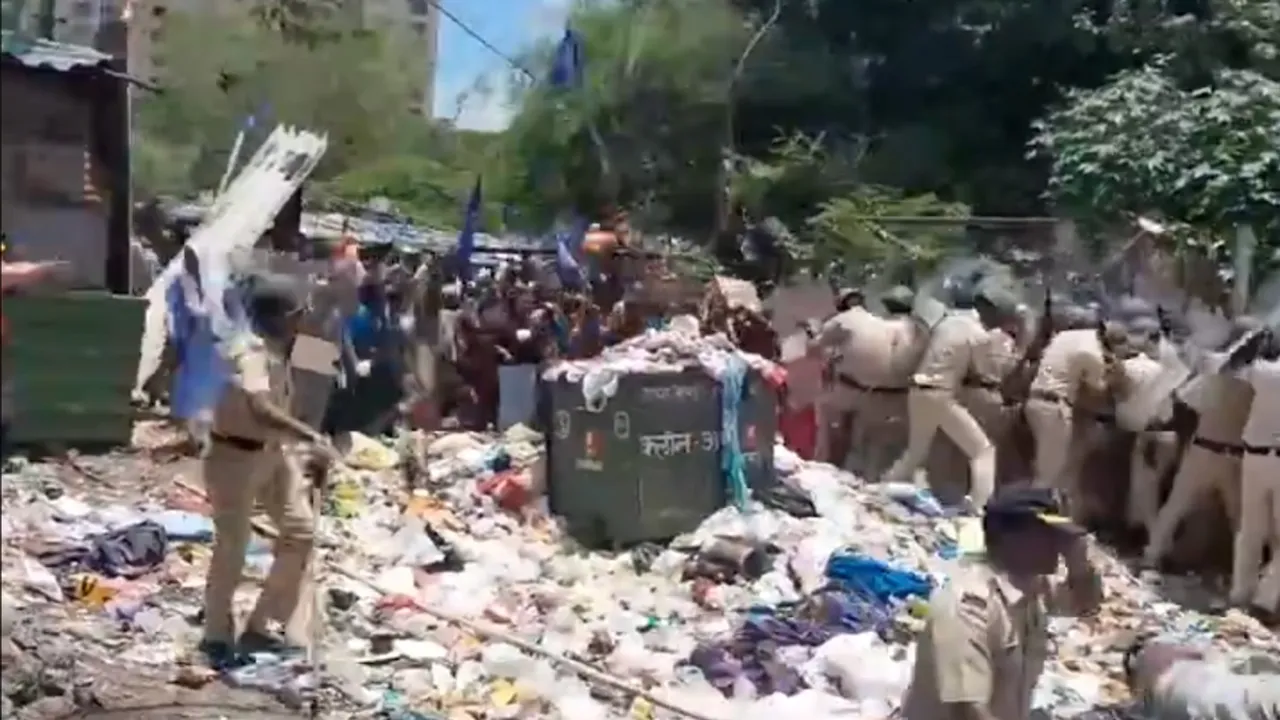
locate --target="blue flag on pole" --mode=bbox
[549,28,584,89]
[455,176,482,282]
[167,274,230,423]
[555,216,589,288]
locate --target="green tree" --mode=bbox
[1031,67,1280,238]
[1030,0,1280,269]
[499,0,762,232]
[135,5,430,192]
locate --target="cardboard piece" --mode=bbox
[708,276,761,311]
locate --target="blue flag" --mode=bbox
[549,28,584,89]
[167,274,230,422]
[455,176,482,282]
[556,234,582,288]
[555,216,589,288]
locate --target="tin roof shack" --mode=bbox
[1,32,144,450]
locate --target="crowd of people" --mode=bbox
[111,229,1280,717]
[279,239,782,437]
[812,277,1279,621]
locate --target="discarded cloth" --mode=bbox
[824,550,933,607]
[36,520,168,579]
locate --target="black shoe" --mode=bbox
[237,629,307,658]
[197,639,246,670]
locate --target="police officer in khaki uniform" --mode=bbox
[901,487,1103,720]
[870,286,924,476]
[1022,317,1131,516]
[1119,316,1182,536]
[882,285,1014,508]
[1229,327,1280,614]
[813,288,873,466]
[1143,317,1259,569]
[200,273,339,664]
[959,285,1022,488]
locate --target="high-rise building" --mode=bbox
[24,0,440,115]
[361,0,441,115]
[14,0,111,47]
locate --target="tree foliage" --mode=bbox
[129,0,1280,278]
[487,0,1280,275]
[497,0,758,231]
[133,3,495,229]
[1031,67,1280,237]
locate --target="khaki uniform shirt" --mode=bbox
[817,307,901,388]
[212,333,294,443]
[1029,328,1107,403]
[1241,359,1280,449]
[1116,353,1168,431]
[912,311,986,393]
[886,315,929,387]
[901,561,1102,720]
[1181,351,1256,446]
[969,327,1017,388]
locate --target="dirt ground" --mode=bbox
[2,443,316,720]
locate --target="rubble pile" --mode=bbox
[2,425,1276,719]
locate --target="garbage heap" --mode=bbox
[540,329,786,549]
[3,367,1277,718]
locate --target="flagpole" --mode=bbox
[215,123,247,200]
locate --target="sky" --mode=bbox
[431,0,572,132]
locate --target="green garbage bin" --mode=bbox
[544,367,777,548]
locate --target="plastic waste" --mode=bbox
[329,478,364,518]
[344,431,399,470]
[481,643,531,679]
[21,557,63,601]
[881,482,945,517]
[817,632,911,704]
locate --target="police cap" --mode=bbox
[244,272,306,315]
[982,486,1084,536]
[880,285,915,313]
[974,282,1020,316]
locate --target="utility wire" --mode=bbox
[425,0,537,80]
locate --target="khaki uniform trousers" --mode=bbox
[203,441,316,645]
[959,387,1018,486]
[817,381,858,467]
[1023,398,1072,489]
[884,388,995,507]
[1126,430,1180,532]
[856,389,909,481]
[1231,451,1280,611]
[1024,397,1115,520]
[1144,442,1241,567]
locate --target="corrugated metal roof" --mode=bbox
[162,201,559,266]
[1,31,112,72]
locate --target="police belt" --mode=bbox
[210,433,267,452]
[837,373,908,394]
[962,376,1001,392]
[1244,445,1280,456]
[1190,437,1248,456]
[1027,389,1116,425]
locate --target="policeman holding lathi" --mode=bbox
[200,272,340,665]
[900,487,1104,720]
